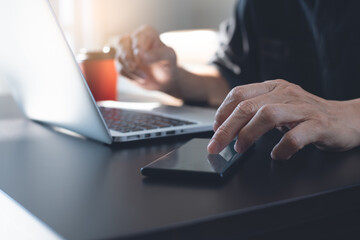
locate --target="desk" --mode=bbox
[1,94,360,239]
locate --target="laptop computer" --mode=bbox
[0,0,216,144]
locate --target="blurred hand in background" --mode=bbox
[116,25,179,93]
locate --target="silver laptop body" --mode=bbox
[0,0,216,144]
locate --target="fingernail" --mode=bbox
[234,141,244,153]
[270,151,289,161]
[208,139,221,154]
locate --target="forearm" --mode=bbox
[168,65,230,107]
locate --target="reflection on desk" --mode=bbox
[0,189,62,239]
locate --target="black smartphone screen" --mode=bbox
[141,138,252,180]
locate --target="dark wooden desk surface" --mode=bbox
[1,94,360,239]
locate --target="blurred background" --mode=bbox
[0,0,236,95]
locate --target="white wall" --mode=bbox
[96,0,236,47]
[53,0,236,51]
[0,0,236,95]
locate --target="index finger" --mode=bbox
[117,34,136,71]
[208,91,278,154]
[214,80,279,131]
[131,25,164,53]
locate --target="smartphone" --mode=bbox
[141,138,253,180]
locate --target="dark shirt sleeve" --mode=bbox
[213,0,360,100]
[211,0,259,89]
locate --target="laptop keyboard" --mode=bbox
[99,107,195,133]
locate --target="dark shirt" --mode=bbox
[213,0,360,100]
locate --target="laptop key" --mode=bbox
[99,107,195,133]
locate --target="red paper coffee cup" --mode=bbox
[78,47,117,101]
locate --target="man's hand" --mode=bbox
[207,79,360,160]
[116,25,179,92]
